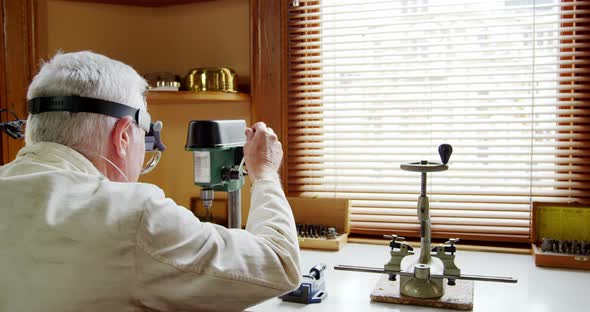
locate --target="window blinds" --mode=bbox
[287,0,590,242]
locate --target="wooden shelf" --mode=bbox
[146,91,250,105]
[62,0,214,7]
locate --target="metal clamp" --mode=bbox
[383,235,414,281]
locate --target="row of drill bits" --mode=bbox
[296,224,337,239]
[541,238,590,255]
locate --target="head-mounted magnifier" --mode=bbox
[28,95,165,175]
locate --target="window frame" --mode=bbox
[251,0,590,243]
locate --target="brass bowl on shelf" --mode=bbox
[185,67,238,93]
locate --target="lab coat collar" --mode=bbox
[16,142,103,177]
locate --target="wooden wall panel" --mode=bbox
[1,0,39,164]
[2,0,250,165]
[1,0,6,164]
[43,0,250,88]
[250,0,289,189]
[61,0,213,6]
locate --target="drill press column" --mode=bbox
[228,190,241,229]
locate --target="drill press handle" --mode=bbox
[445,238,460,246]
[383,235,405,241]
[438,144,453,164]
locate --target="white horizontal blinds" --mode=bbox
[558,0,590,206]
[287,0,590,242]
[289,0,324,198]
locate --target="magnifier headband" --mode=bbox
[28,96,151,132]
[27,96,165,153]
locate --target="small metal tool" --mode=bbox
[541,238,590,255]
[280,263,327,304]
[297,224,336,239]
[541,238,554,252]
[0,109,26,139]
[326,227,337,239]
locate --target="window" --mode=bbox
[287,0,590,242]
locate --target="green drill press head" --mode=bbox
[185,120,246,192]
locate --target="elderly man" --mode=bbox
[0,51,301,311]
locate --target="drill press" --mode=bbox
[335,144,517,309]
[185,120,247,229]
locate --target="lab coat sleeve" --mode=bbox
[134,180,302,312]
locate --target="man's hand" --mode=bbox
[244,122,282,182]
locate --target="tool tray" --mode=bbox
[288,197,350,251]
[531,202,590,270]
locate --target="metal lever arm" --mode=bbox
[334,264,518,284]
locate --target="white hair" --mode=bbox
[25,51,148,157]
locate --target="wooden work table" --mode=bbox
[252,243,590,312]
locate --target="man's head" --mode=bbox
[26,51,148,182]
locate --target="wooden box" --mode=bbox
[189,195,350,251]
[531,202,590,270]
[288,197,350,251]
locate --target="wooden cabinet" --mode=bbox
[1,0,284,209]
[61,0,212,6]
[15,0,253,209]
[38,0,251,88]
[0,0,37,164]
[0,0,288,197]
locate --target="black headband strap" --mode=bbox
[27,96,140,124]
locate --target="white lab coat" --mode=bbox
[0,142,301,312]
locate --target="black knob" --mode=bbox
[309,263,327,280]
[438,144,453,164]
[229,169,241,180]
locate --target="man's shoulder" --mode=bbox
[94,180,173,219]
[99,180,166,202]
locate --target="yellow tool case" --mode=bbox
[531,202,590,270]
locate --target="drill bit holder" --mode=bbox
[289,197,350,251]
[296,224,339,240]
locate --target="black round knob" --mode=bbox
[438,144,453,164]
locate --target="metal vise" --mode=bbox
[280,263,328,304]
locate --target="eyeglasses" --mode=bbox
[141,121,165,175]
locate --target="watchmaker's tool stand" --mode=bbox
[335,144,517,310]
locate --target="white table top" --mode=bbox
[252,243,590,312]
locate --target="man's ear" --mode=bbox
[112,116,134,158]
